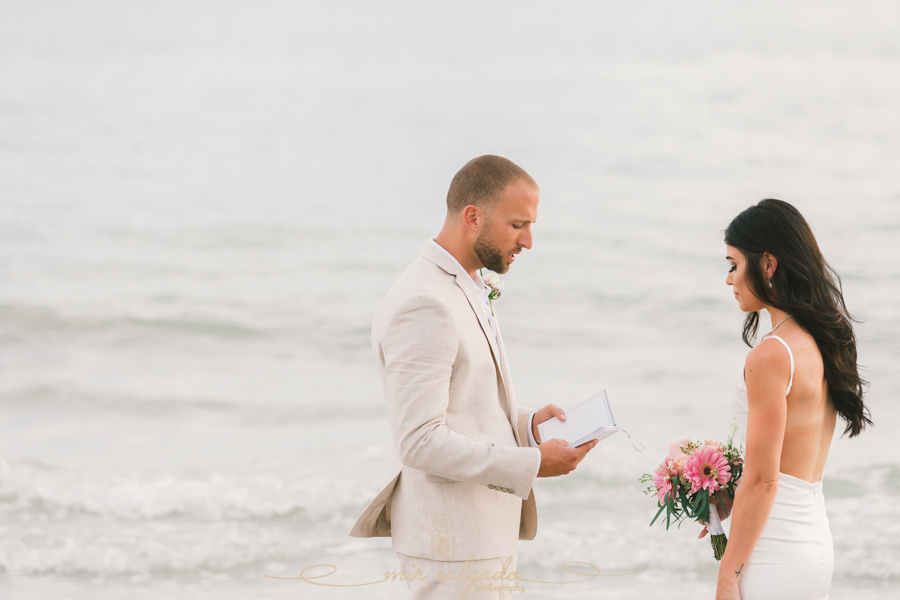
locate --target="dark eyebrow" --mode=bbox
[726,255,736,261]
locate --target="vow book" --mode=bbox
[537,390,620,448]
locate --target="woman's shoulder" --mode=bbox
[743,336,794,390]
[745,337,792,372]
[767,324,821,362]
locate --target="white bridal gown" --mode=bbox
[730,334,834,599]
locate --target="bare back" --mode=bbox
[760,323,837,483]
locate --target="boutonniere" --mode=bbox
[480,270,504,316]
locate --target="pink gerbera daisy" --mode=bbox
[685,445,731,494]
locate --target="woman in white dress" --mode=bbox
[701,199,872,600]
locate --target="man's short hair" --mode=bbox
[446,155,537,214]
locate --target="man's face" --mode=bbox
[473,181,539,274]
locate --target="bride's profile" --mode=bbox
[705,199,872,600]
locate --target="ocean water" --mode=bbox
[1,1,899,598]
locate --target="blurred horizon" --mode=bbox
[2,1,898,598]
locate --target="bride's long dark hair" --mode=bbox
[725,199,872,438]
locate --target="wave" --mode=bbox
[0,456,374,522]
[0,454,387,576]
[0,305,264,340]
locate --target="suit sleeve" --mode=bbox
[380,292,539,500]
[516,406,535,446]
[518,406,542,478]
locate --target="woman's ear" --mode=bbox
[762,252,778,277]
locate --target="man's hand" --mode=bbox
[532,404,566,443]
[537,438,598,477]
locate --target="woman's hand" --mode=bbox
[706,492,731,521]
[698,493,732,537]
[714,489,734,519]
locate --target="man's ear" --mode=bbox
[462,205,480,233]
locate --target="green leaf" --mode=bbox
[665,493,676,530]
[690,491,703,515]
[677,483,691,511]
[720,489,733,517]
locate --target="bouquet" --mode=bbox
[639,423,743,560]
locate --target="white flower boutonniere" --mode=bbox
[480,270,504,316]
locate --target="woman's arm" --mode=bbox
[715,340,791,599]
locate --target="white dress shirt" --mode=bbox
[429,239,541,478]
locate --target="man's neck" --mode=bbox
[433,233,480,279]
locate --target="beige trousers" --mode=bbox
[395,552,521,600]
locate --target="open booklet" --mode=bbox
[537,390,620,448]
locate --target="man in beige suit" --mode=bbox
[350,155,598,599]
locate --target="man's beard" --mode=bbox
[473,223,512,274]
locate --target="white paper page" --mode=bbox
[538,392,616,446]
[577,427,620,447]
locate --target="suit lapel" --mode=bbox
[452,275,502,366]
[421,242,517,437]
[452,277,517,436]
[493,319,521,446]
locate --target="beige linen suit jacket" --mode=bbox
[349,241,540,560]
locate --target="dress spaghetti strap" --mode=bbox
[762,334,795,395]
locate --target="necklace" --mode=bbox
[769,314,793,334]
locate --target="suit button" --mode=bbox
[488,484,496,489]
[508,489,515,494]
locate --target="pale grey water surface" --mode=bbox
[1,1,899,598]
